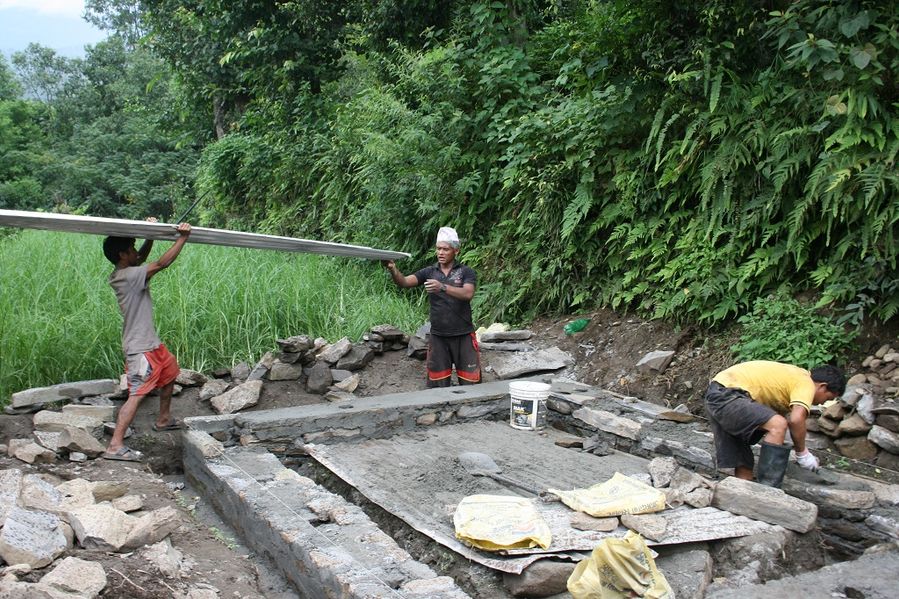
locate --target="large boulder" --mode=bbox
[122,506,181,551]
[0,506,69,568]
[269,361,303,381]
[318,337,353,364]
[0,469,24,527]
[33,411,104,439]
[37,556,107,598]
[336,344,375,371]
[306,362,333,394]
[67,504,134,551]
[176,369,208,387]
[57,426,106,457]
[199,379,229,401]
[276,335,313,353]
[210,380,262,415]
[12,442,56,465]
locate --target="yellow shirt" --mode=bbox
[712,361,815,414]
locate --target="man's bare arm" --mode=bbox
[787,404,810,453]
[136,217,158,263]
[136,239,153,264]
[382,260,419,288]
[146,223,191,280]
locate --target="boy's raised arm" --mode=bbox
[147,223,191,280]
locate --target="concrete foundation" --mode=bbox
[182,377,899,598]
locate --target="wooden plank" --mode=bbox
[0,209,409,260]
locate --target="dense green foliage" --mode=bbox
[123,0,896,325]
[0,230,425,400]
[2,0,896,355]
[732,294,855,368]
[0,39,200,219]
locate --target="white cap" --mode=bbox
[436,226,460,248]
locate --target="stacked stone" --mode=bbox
[809,343,899,472]
[478,329,535,352]
[0,468,180,597]
[3,368,210,463]
[362,323,410,354]
[206,327,410,414]
[5,378,125,415]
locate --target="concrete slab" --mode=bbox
[655,545,713,599]
[181,379,895,595]
[183,432,471,598]
[306,420,771,573]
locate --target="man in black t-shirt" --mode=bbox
[383,226,481,387]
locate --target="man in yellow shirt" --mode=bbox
[704,361,845,487]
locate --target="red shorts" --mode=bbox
[124,344,180,397]
[426,333,481,388]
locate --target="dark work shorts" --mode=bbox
[704,381,777,469]
[426,333,481,388]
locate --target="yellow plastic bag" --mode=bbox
[475,322,510,342]
[453,494,552,551]
[567,531,674,599]
[548,472,666,518]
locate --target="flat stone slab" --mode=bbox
[38,556,108,597]
[573,407,642,440]
[489,347,574,379]
[479,342,535,352]
[11,379,118,408]
[636,350,675,373]
[62,404,116,422]
[713,477,818,533]
[33,411,104,438]
[480,330,533,342]
[707,550,899,599]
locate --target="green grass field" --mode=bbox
[0,229,426,404]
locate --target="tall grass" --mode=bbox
[0,229,426,403]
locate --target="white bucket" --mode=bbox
[509,381,551,431]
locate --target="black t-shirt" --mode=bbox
[413,262,477,336]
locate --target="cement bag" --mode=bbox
[549,472,665,518]
[453,494,552,551]
[567,531,673,599]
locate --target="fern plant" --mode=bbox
[732,293,856,368]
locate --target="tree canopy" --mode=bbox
[3,0,897,324]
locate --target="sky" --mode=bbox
[0,0,108,59]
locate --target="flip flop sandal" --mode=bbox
[152,420,182,432]
[102,446,143,462]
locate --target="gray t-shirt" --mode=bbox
[109,265,162,355]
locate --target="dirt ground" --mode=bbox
[2,308,897,597]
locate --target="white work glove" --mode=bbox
[794,449,819,472]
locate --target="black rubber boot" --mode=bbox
[756,441,791,488]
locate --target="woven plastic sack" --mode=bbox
[567,531,674,599]
[548,472,666,518]
[453,494,552,551]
